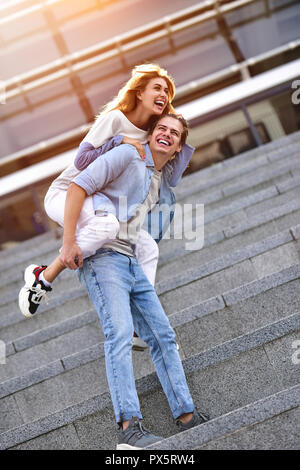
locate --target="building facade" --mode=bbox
[0,0,299,246]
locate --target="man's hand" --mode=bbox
[60,240,83,270]
[122,137,145,160]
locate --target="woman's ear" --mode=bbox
[136,89,142,101]
[176,144,182,154]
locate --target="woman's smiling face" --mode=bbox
[137,77,170,116]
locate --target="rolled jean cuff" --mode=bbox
[117,410,143,423]
[172,405,195,420]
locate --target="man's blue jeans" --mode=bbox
[78,249,195,423]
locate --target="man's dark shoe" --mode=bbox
[176,409,209,432]
[117,417,163,450]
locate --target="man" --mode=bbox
[62,114,209,450]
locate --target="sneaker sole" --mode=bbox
[132,337,149,351]
[132,344,148,351]
[132,340,180,352]
[18,287,34,318]
[116,443,142,450]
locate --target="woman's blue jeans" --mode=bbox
[78,249,194,423]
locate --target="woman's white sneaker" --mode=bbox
[132,333,180,351]
[18,264,52,318]
[132,334,148,351]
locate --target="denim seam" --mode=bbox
[130,297,184,413]
[86,258,124,423]
[128,257,136,291]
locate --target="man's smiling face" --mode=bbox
[148,115,183,159]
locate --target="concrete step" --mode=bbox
[158,246,300,316]
[0,132,299,450]
[176,170,300,234]
[0,310,299,449]
[1,140,299,277]
[0,229,62,262]
[175,149,300,212]
[173,140,300,202]
[162,152,300,248]
[159,197,300,264]
[0,285,92,342]
[1,132,298,261]
[2,205,299,324]
[0,237,61,275]
[1,168,299,300]
[3,191,298,305]
[1,263,299,402]
[0,269,81,323]
[1,222,299,342]
[145,384,300,450]
[158,220,300,282]
[0,131,299,264]
[156,226,300,295]
[170,178,300,251]
[175,180,300,245]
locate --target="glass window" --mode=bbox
[0,32,60,80]
[51,0,98,23]
[186,109,248,172]
[56,0,203,53]
[124,21,235,87]
[79,69,128,116]
[1,10,47,43]
[184,108,273,174]
[225,0,300,59]
[247,90,300,138]
[0,178,59,247]
[163,34,235,87]
[0,190,42,244]
[0,90,86,157]
[1,0,299,160]
[227,123,270,154]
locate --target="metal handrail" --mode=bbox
[0,0,32,14]
[3,0,258,101]
[0,0,63,21]
[175,39,300,99]
[1,38,299,168]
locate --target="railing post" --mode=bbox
[241,103,263,146]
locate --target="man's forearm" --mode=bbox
[63,183,87,242]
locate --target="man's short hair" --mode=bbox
[148,113,189,146]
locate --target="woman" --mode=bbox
[18,63,193,349]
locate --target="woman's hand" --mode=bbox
[60,240,83,270]
[122,137,145,160]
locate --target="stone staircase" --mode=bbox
[0,131,300,450]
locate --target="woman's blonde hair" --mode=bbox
[97,63,176,119]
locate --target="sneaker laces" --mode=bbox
[129,420,150,440]
[136,421,148,438]
[27,284,50,306]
